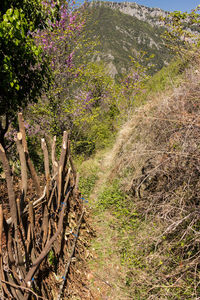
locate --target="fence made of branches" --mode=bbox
[0,113,87,299]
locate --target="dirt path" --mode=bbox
[89,150,113,202]
[85,149,131,300]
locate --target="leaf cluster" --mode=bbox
[162,6,200,59]
[0,0,50,126]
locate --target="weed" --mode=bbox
[78,159,99,199]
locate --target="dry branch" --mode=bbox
[15,132,28,209]
[0,279,48,300]
[51,135,58,176]
[41,138,50,180]
[57,210,85,300]
[18,113,41,197]
[59,131,68,173]
[6,186,47,225]
[0,204,3,256]
[42,205,49,247]
[69,154,77,186]
[57,165,63,210]
[57,131,69,209]
[41,138,50,199]
[1,117,89,299]
[24,188,72,284]
[0,144,18,228]
[28,200,35,242]
[64,167,71,195]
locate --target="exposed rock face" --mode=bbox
[87,1,172,77]
[91,1,169,26]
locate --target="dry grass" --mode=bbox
[102,59,200,299]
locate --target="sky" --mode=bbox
[133,0,200,12]
[94,0,200,12]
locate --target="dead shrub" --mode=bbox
[108,62,200,298]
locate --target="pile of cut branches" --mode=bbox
[0,113,90,299]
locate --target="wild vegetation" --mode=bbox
[0,113,91,299]
[86,2,172,77]
[79,6,200,300]
[0,0,200,299]
[0,0,50,148]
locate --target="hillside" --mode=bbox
[86,1,172,77]
[79,57,200,299]
[1,1,200,299]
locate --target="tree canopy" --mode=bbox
[0,0,50,146]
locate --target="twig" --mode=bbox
[57,210,85,300]
[0,204,3,256]
[131,149,200,158]
[0,144,18,228]
[51,135,58,176]
[93,272,113,288]
[18,113,41,197]
[6,186,47,225]
[155,213,193,249]
[148,284,182,293]
[41,138,50,200]
[15,132,28,209]
[6,170,59,224]
[0,279,48,300]
[24,188,72,284]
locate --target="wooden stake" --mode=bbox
[0,144,18,228]
[18,113,41,197]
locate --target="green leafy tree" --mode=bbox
[27,1,111,153]
[0,0,50,148]
[119,51,155,112]
[162,6,200,59]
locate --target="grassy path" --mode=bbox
[80,149,131,300]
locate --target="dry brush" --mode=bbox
[0,113,90,299]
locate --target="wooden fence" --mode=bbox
[0,113,86,299]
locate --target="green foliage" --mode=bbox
[26,135,44,173]
[72,116,115,156]
[29,61,119,157]
[144,58,188,94]
[78,156,99,199]
[98,179,124,209]
[162,6,200,60]
[86,3,172,77]
[79,170,99,199]
[0,0,50,145]
[126,57,191,109]
[119,51,155,110]
[0,0,46,28]
[48,249,57,266]
[98,179,138,229]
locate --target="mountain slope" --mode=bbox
[95,1,167,26]
[86,1,172,77]
[80,58,200,298]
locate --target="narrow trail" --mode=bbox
[89,150,113,202]
[86,148,131,300]
[90,117,134,202]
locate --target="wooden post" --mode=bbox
[15,132,28,210]
[18,113,41,197]
[41,138,50,200]
[0,144,18,228]
[51,136,58,176]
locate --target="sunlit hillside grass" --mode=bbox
[79,56,200,299]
